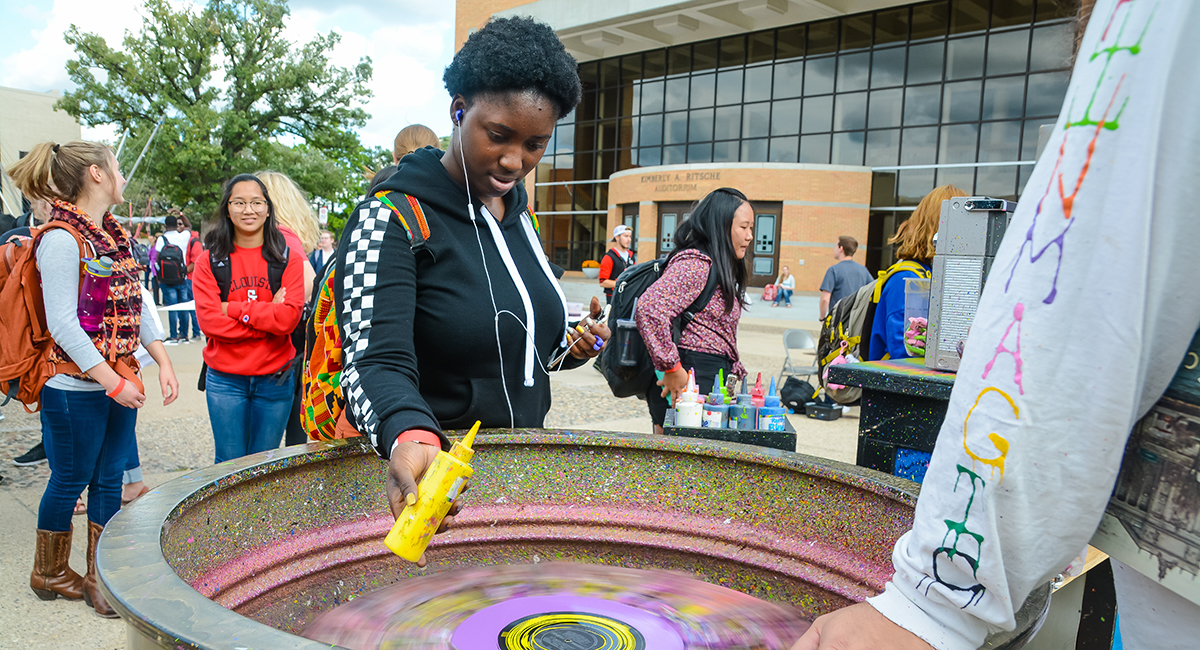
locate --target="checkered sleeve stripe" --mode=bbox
[340,200,386,448]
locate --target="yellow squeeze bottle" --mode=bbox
[384,421,480,561]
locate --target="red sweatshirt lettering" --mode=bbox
[193,244,304,376]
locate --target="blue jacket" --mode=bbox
[867,262,931,361]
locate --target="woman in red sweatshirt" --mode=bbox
[193,174,304,463]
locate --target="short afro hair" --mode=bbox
[444,16,582,120]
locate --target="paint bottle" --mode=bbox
[728,377,756,430]
[674,369,703,428]
[757,377,788,431]
[751,372,766,409]
[385,421,480,562]
[702,375,729,428]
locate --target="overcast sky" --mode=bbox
[0,0,457,148]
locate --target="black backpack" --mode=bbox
[595,254,718,398]
[158,240,187,285]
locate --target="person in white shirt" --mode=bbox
[154,215,196,344]
[793,2,1200,649]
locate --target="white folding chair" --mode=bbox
[780,329,818,385]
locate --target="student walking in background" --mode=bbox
[309,230,335,271]
[8,140,178,617]
[599,224,635,304]
[155,215,193,345]
[817,236,872,319]
[193,174,304,463]
[178,215,202,340]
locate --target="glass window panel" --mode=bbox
[555,123,575,155]
[939,123,980,163]
[665,77,689,112]
[716,69,744,105]
[599,88,619,119]
[876,7,909,45]
[639,147,662,167]
[869,88,904,129]
[805,57,836,95]
[621,54,642,83]
[943,80,982,122]
[832,131,865,165]
[664,111,688,145]
[1036,0,1076,22]
[641,80,664,113]
[720,35,746,67]
[975,166,1017,199]
[1029,23,1073,71]
[982,76,1025,120]
[947,36,985,79]
[742,102,771,139]
[742,138,768,162]
[837,52,870,92]
[577,90,597,122]
[901,126,939,164]
[1018,164,1034,196]
[689,108,714,142]
[598,119,618,149]
[630,83,641,117]
[802,95,833,133]
[744,65,773,102]
[872,46,906,88]
[774,60,804,99]
[693,40,718,72]
[663,144,687,165]
[898,169,937,204]
[800,134,831,163]
[769,136,799,162]
[951,0,989,35]
[600,58,620,87]
[937,167,976,192]
[713,140,739,162]
[907,41,944,84]
[808,20,838,55]
[978,120,1021,161]
[578,62,599,88]
[987,29,1029,76]
[639,114,662,147]
[687,142,713,163]
[748,31,774,63]
[714,105,741,140]
[992,0,1034,27]
[576,122,596,151]
[866,129,901,166]
[1022,119,1052,159]
[842,15,873,50]
[777,25,805,60]
[668,46,690,75]
[626,116,638,149]
[835,92,868,131]
[690,74,715,108]
[771,99,801,136]
[904,84,941,125]
[911,1,949,40]
[1025,71,1070,117]
[644,50,666,78]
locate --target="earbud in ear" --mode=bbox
[455,109,464,125]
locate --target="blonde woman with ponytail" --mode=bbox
[255,170,317,302]
[7,140,179,618]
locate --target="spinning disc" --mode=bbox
[302,563,809,650]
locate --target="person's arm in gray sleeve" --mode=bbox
[139,296,164,345]
[36,230,105,372]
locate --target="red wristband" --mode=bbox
[397,430,442,447]
[106,377,127,398]
[665,362,683,374]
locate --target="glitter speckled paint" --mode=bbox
[96,430,1047,649]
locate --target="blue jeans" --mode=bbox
[38,387,137,531]
[774,288,793,306]
[160,283,186,339]
[183,279,201,337]
[205,367,294,464]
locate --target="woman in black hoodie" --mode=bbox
[333,17,608,533]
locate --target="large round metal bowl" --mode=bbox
[96,429,1048,649]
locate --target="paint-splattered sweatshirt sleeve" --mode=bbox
[866,4,1200,649]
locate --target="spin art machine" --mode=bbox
[96,430,1049,649]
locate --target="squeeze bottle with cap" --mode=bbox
[385,421,480,562]
[751,372,765,409]
[674,369,703,427]
[757,377,788,431]
[77,256,114,333]
[728,377,756,430]
[702,375,729,428]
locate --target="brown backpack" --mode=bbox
[0,222,143,412]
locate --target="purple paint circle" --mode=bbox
[450,595,685,650]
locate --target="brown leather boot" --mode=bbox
[82,520,118,618]
[30,527,84,601]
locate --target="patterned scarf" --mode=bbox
[44,200,143,381]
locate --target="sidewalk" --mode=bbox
[0,281,856,649]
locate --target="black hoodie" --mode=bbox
[334,147,582,457]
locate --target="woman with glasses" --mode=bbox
[193,174,304,463]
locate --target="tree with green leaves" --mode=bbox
[58,0,374,223]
